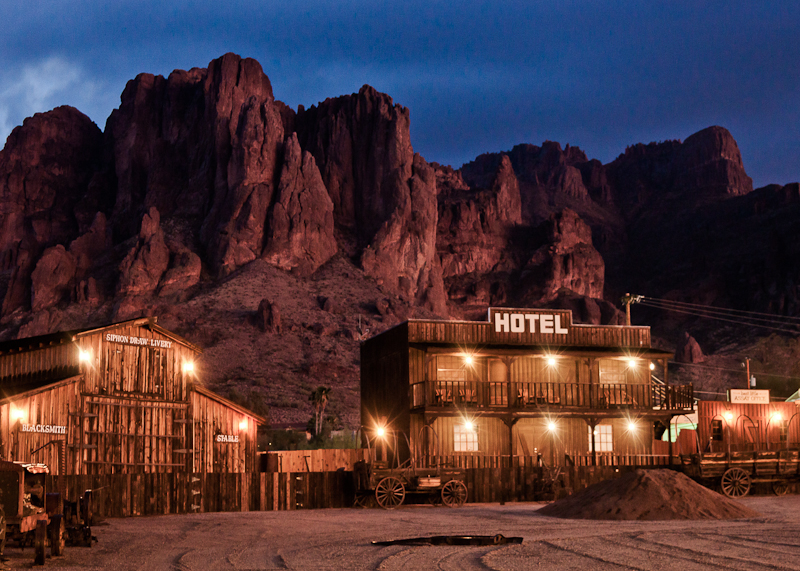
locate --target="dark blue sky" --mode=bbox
[2,0,798,187]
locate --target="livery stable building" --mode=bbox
[361,307,695,467]
[0,318,264,475]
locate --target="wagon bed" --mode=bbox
[354,460,468,509]
[680,449,800,497]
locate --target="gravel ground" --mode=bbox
[4,496,800,570]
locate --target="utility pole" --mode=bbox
[744,357,750,389]
[620,293,642,326]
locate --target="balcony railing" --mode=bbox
[410,380,693,412]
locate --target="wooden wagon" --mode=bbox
[353,459,468,509]
[680,449,800,497]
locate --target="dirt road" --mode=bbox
[5,496,800,570]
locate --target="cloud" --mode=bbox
[0,57,109,145]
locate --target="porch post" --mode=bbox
[667,418,673,465]
[590,418,597,466]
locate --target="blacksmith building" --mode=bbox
[0,318,264,475]
[361,308,694,466]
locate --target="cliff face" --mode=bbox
[1,52,797,426]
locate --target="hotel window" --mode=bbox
[589,425,613,452]
[779,420,788,443]
[454,424,478,452]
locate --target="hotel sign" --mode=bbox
[105,333,173,349]
[488,308,571,335]
[728,389,770,404]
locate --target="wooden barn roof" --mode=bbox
[0,317,202,356]
[192,384,267,425]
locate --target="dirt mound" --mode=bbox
[538,469,760,520]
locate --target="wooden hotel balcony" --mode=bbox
[410,380,694,414]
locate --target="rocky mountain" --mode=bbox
[1,53,798,427]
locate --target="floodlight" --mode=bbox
[78,349,91,362]
[547,357,556,367]
[182,361,195,373]
[239,419,248,431]
[547,421,557,432]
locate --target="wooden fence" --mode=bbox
[45,463,662,518]
[262,449,368,472]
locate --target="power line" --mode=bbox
[638,299,800,335]
[642,296,800,323]
[669,360,800,382]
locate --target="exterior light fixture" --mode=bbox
[723,411,734,422]
[239,419,248,431]
[627,421,637,431]
[464,421,474,432]
[771,412,783,423]
[376,426,386,438]
[649,362,655,371]
[78,349,91,362]
[182,361,195,374]
[464,355,474,366]
[11,408,25,422]
[547,357,556,367]
[628,359,637,368]
[547,421,557,432]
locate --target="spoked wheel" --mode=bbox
[721,468,751,498]
[375,477,405,509]
[773,481,790,496]
[49,515,66,556]
[34,519,47,565]
[441,480,468,508]
[354,492,374,508]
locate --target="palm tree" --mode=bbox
[309,386,331,437]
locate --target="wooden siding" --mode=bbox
[0,376,81,474]
[77,325,196,401]
[191,389,259,473]
[696,401,800,450]
[1,321,263,475]
[406,318,651,349]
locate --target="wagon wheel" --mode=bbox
[721,467,751,498]
[773,481,790,496]
[50,515,66,556]
[34,519,47,565]
[441,480,468,508]
[354,491,374,508]
[375,477,405,509]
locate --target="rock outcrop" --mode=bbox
[675,332,705,363]
[0,106,102,315]
[107,53,285,277]
[263,134,336,275]
[521,208,605,304]
[117,207,170,297]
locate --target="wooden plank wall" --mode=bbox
[0,342,77,381]
[0,377,81,473]
[78,326,196,401]
[697,401,800,450]
[44,464,671,517]
[407,319,651,349]
[265,449,369,473]
[190,390,259,473]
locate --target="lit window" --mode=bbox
[589,425,613,452]
[454,424,478,452]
